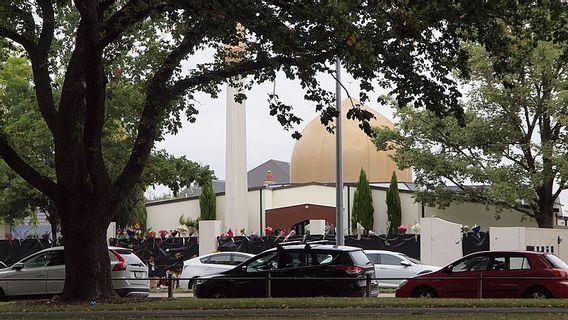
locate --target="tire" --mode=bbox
[209,288,231,299]
[410,286,438,298]
[0,288,8,302]
[523,286,551,299]
[188,277,198,290]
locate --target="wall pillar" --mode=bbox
[199,220,222,255]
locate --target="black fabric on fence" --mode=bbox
[0,239,52,266]
[462,231,490,256]
[217,234,421,260]
[109,237,199,277]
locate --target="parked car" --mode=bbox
[194,243,379,298]
[179,252,255,290]
[364,250,440,288]
[396,251,568,298]
[0,246,149,300]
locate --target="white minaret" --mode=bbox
[224,25,248,233]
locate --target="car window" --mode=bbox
[246,252,279,272]
[207,253,232,265]
[349,250,372,266]
[278,251,306,269]
[366,253,380,264]
[490,257,508,271]
[380,254,403,266]
[23,252,54,268]
[232,254,250,265]
[451,256,490,272]
[122,253,145,265]
[509,257,531,270]
[47,250,65,266]
[313,252,338,265]
[545,254,568,270]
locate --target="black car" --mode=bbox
[194,243,379,298]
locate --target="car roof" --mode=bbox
[364,250,406,255]
[263,244,364,253]
[464,250,550,257]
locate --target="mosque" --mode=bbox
[145,98,548,235]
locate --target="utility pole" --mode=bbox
[335,57,344,246]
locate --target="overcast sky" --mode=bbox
[146,62,568,215]
[147,67,393,197]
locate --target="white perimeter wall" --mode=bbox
[491,227,568,260]
[420,217,462,267]
[424,202,538,228]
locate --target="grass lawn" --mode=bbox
[2,297,568,313]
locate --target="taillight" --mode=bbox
[551,269,568,278]
[112,250,127,271]
[334,265,363,275]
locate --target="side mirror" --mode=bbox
[400,260,412,267]
[443,265,453,273]
[12,262,24,270]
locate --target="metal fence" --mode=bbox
[3,273,562,299]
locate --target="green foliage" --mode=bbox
[373,22,568,228]
[351,169,374,232]
[386,172,402,234]
[179,214,198,228]
[199,180,216,221]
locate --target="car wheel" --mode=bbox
[524,286,551,299]
[188,277,198,290]
[209,288,231,299]
[0,288,7,302]
[410,286,438,298]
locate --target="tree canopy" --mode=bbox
[373,5,568,228]
[0,0,513,300]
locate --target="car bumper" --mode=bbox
[115,287,150,297]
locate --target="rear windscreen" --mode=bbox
[545,254,568,270]
[349,250,372,266]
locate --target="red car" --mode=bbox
[395,251,568,299]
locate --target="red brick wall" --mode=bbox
[265,203,335,232]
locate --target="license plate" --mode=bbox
[133,272,144,278]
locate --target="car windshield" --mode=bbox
[545,254,568,270]
[400,253,422,265]
[349,250,372,266]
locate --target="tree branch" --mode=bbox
[0,136,58,200]
[98,0,169,49]
[30,0,58,134]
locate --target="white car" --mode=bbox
[364,250,440,288]
[0,246,149,300]
[179,252,255,290]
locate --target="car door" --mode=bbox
[270,250,308,297]
[442,254,490,298]
[235,251,280,297]
[483,255,532,298]
[203,253,233,276]
[375,253,411,288]
[5,251,52,297]
[45,250,66,295]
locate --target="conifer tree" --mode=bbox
[199,181,216,220]
[387,171,402,234]
[352,169,374,232]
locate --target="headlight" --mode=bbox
[397,280,408,289]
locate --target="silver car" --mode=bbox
[364,250,440,288]
[0,246,149,300]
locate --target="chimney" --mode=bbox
[264,170,274,185]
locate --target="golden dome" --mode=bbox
[290,99,412,183]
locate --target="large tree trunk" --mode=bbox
[59,200,115,300]
[535,208,555,229]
